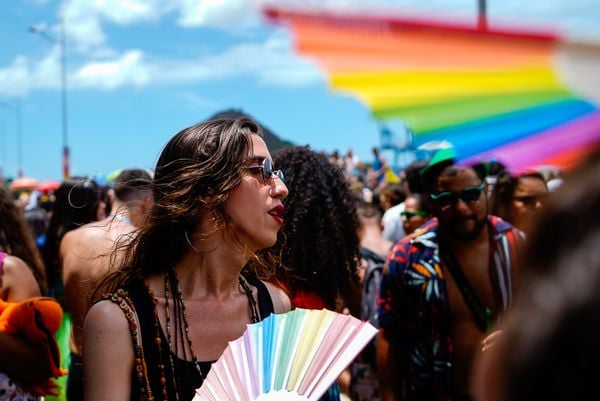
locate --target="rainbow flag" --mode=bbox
[265,7,600,172]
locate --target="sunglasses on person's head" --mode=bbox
[400,210,428,220]
[513,194,545,208]
[247,158,285,183]
[430,183,484,209]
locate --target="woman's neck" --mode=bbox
[173,243,248,298]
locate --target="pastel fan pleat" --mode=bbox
[193,309,377,401]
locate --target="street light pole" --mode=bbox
[477,0,488,31]
[29,20,70,179]
[59,21,69,180]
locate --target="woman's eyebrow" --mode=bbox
[248,156,267,163]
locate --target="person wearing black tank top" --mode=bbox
[83,117,291,401]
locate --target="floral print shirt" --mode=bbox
[377,216,525,401]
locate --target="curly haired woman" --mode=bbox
[269,146,361,313]
[263,146,361,401]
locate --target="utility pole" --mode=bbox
[60,20,69,179]
[29,20,70,179]
[478,0,488,31]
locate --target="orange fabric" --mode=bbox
[287,15,556,72]
[0,297,68,395]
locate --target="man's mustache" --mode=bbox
[450,215,477,224]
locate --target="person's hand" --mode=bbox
[481,330,503,352]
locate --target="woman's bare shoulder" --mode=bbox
[1,255,40,301]
[85,298,132,334]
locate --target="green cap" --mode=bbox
[421,147,456,176]
[420,147,457,190]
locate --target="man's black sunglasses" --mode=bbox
[430,183,484,209]
[247,158,285,183]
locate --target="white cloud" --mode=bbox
[58,0,266,53]
[178,0,260,29]
[141,31,323,87]
[60,1,107,51]
[59,0,173,52]
[73,50,151,90]
[144,30,323,87]
[0,27,321,94]
[0,57,33,97]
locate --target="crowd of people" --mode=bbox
[0,112,597,401]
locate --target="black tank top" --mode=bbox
[127,275,274,401]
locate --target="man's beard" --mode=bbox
[442,215,487,241]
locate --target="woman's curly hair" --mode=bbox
[270,146,360,311]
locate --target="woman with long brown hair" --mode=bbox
[84,117,290,401]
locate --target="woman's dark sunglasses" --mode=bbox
[513,194,545,208]
[247,158,285,183]
[430,183,484,209]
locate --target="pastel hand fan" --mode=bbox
[193,308,377,401]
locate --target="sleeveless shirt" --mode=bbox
[126,275,274,401]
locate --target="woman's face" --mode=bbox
[510,176,547,234]
[402,196,428,235]
[223,135,288,251]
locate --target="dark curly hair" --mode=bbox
[269,146,360,311]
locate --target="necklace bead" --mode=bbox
[148,269,262,400]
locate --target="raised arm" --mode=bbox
[83,300,134,401]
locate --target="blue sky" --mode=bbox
[1,0,600,180]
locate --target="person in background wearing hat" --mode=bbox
[376,153,525,401]
[381,160,429,245]
[60,168,153,401]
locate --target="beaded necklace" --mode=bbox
[164,270,202,401]
[238,275,261,324]
[103,288,154,401]
[157,268,261,400]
